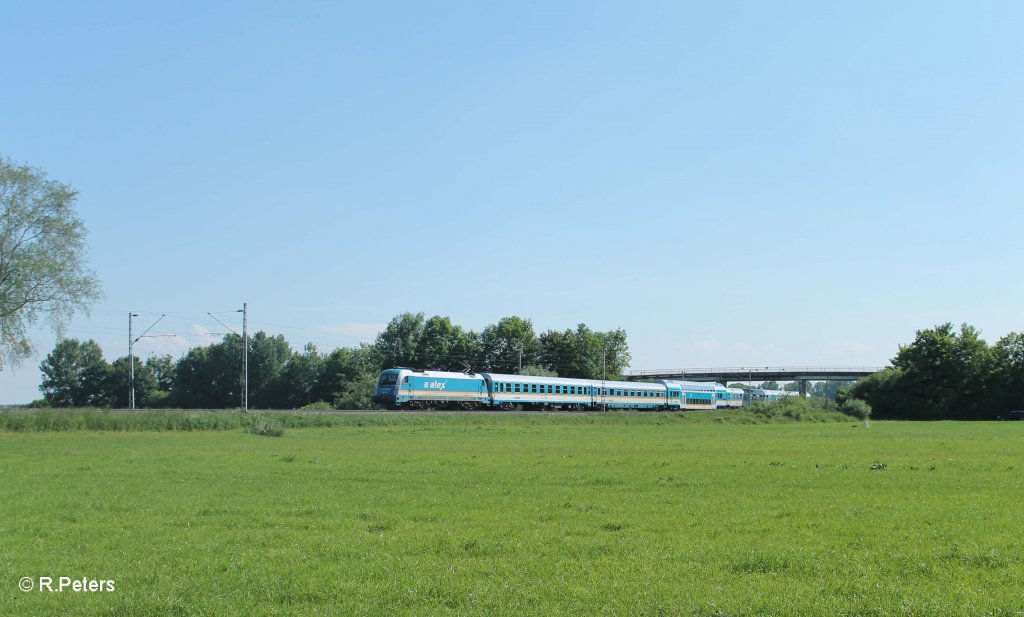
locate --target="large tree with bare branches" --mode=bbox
[0,157,101,370]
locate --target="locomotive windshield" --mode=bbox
[378,372,399,386]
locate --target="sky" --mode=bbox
[2,1,1023,403]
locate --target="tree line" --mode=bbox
[840,322,1024,420]
[35,312,631,409]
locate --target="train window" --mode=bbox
[514,384,521,393]
[531,384,537,393]
[570,386,576,394]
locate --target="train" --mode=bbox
[371,367,768,411]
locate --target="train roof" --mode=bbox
[394,369,483,379]
[483,373,662,389]
[658,379,717,392]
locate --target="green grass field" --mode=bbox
[1,413,1022,616]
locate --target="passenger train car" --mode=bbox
[744,388,801,404]
[715,384,745,408]
[371,368,720,411]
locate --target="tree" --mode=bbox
[600,327,631,379]
[39,339,110,406]
[246,332,292,408]
[106,355,157,408]
[1,157,101,370]
[269,343,324,408]
[839,398,871,421]
[992,331,1024,412]
[171,335,245,408]
[327,345,381,409]
[374,312,426,369]
[538,329,573,376]
[146,354,175,392]
[417,315,477,371]
[537,324,630,379]
[810,380,856,401]
[520,364,557,377]
[889,322,996,419]
[846,368,906,419]
[481,316,538,373]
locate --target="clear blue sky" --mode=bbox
[3,1,1023,403]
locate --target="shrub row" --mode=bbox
[0,406,859,432]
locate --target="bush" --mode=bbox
[839,398,872,420]
[246,418,285,437]
[299,401,333,411]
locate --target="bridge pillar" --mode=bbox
[798,380,808,397]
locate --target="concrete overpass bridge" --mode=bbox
[625,366,885,396]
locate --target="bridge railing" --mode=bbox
[627,366,887,378]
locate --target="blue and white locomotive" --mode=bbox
[371,368,720,411]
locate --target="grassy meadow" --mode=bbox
[1,412,1022,616]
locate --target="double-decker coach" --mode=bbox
[714,383,745,408]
